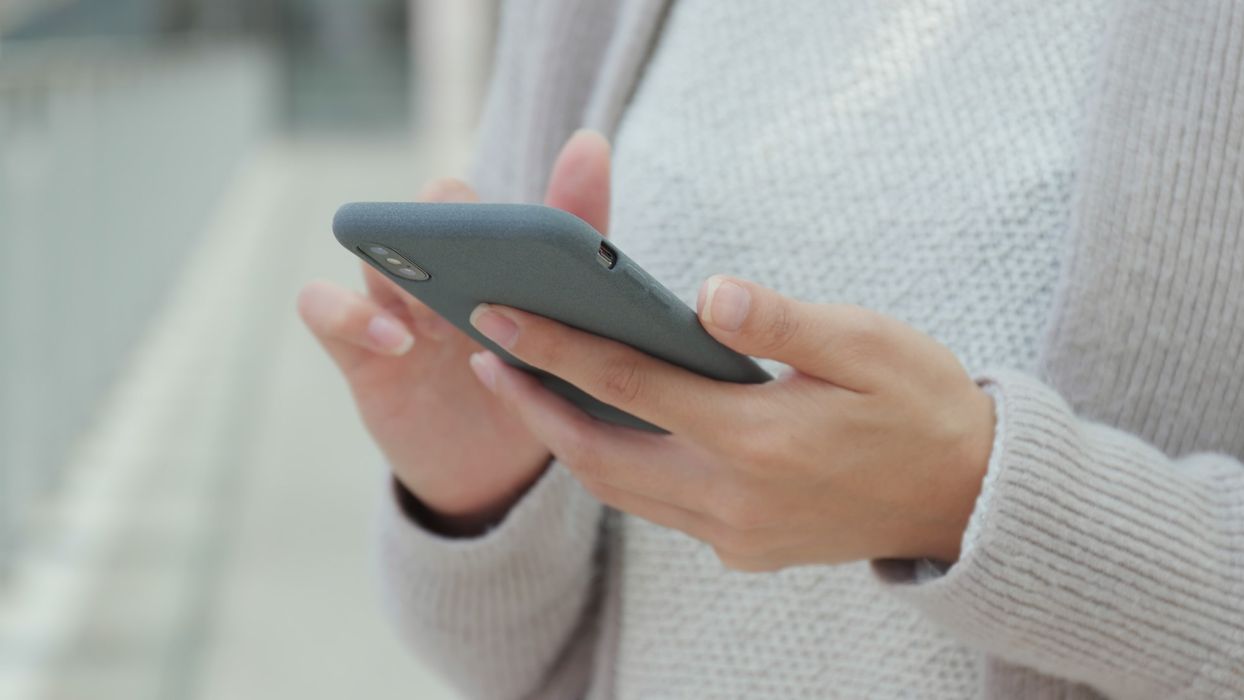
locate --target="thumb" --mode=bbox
[696,275,889,391]
[544,129,611,237]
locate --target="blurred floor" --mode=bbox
[188,137,461,700]
[0,136,465,700]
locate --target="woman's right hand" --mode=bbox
[297,131,612,535]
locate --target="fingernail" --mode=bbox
[704,277,750,331]
[469,352,497,391]
[367,315,414,355]
[470,305,519,348]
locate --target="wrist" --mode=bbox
[914,385,995,563]
[394,453,552,537]
[945,385,995,560]
[394,479,509,537]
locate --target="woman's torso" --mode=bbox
[603,0,1109,695]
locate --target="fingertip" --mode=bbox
[417,177,478,203]
[475,350,537,392]
[468,303,491,327]
[697,275,725,319]
[470,351,531,398]
[701,275,752,332]
[546,130,612,236]
[555,130,612,179]
[474,352,584,446]
[569,128,611,157]
[367,314,415,355]
[468,351,497,391]
[296,279,341,325]
[469,304,520,349]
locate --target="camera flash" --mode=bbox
[385,257,403,266]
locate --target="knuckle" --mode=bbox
[709,485,766,531]
[755,302,801,354]
[401,292,434,317]
[724,420,785,471]
[713,547,777,573]
[733,430,778,468]
[578,477,613,502]
[520,324,565,368]
[731,505,770,533]
[557,425,604,478]
[416,312,456,341]
[838,305,888,350]
[596,357,645,406]
[713,527,766,558]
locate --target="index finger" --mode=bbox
[698,276,895,392]
[469,304,751,440]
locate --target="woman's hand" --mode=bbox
[297,131,612,535]
[466,276,995,568]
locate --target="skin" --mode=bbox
[300,131,995,566]
[296,131,612,535]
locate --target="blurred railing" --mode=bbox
[0,39,277,577]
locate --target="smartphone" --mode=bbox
[332,202,769,432]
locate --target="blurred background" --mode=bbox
[0,1,498,697]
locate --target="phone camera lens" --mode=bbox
[361,243,429,281]
[395,266,430,281]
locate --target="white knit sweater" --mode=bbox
[377,1,1244,698]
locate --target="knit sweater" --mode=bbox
[377,1,1244,698]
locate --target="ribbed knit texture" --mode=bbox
[876,371,1244,699]
[378,1,1244,698]
[378,465,603,699]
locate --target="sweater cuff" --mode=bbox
[872,369,1244,695]
[958,381,1005,557]
[377,462,604,632]
[913,381,1006,580]
[871,372,1021,587]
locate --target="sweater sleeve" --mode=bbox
[874,369,1244,699]
[377,464,605,700]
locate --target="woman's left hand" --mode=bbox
[466,275,996,570]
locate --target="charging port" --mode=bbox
[597,241,617,269]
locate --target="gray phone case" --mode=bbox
[332,202,769,432]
